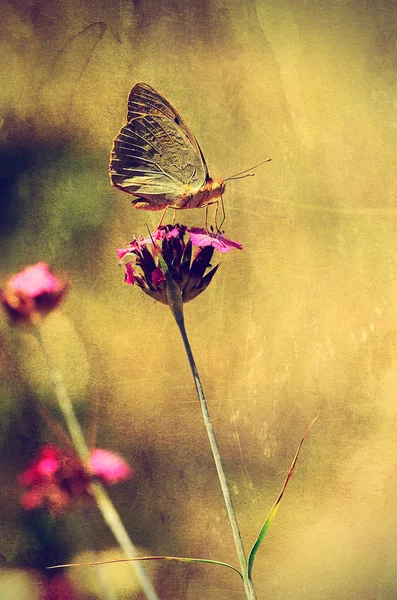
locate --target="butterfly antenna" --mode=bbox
[224,158,272,181]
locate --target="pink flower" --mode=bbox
[18,446,64,486]
[117,248,131,260]
[89,449,132,484]
[21,482,72,514]
[1,262,68,325]
[10,262,60,296]
[117,224,230,304]
[188,228,243,253]
[18,445,132,516]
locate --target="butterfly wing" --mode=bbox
[110,82,209,210]
[127,83,208,169]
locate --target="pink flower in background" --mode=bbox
[1,262,68,325]
[188,227,243,253]
[18,445,132,515]
[9,262,59,296]
[18,446,65,487]
[89,449,132,484]
[43,573,83,600]
[18,445,87,515]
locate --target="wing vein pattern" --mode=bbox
[110,82,209,208]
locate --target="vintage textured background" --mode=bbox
[1,0,397,598]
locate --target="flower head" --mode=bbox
[1,262,68,325]
[18,445,132,516]
[117,224,242,304]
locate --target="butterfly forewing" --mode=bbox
[126,83,209,175]
[110,82,209,210]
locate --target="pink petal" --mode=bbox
[89,449,132,484]
[9,263,60,297]
[18,445,62,485]
[21,488,45,510]
[141,226,184,245]
[18,465,39,487]
[45,574,80,599]
[117,237,149,256]
[37,457,60,477]
[209,236,243,253]
[116,248,130,259]
[152,228,168,241]
[165,226,182,240]
[151,267,166,285]
[139,228,167,246]
[188,228,242,253]
[124,263,136,285]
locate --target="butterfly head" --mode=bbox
[207,178,226,198]
[186,177,225,209]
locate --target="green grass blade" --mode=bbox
[247,414,319,579]
[48,555,243,578]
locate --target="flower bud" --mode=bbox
[1,262,68,325]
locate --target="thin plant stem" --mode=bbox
[33,327,159,600]
[175,315,257,600]
[163,268,256,599]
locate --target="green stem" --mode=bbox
[176,317,257,600]
[163,270,257,600]
[33,327,159,600]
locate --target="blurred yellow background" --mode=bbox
[1,0,397,598]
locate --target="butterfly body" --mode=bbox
[110,82,225,211]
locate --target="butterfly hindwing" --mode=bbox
[110,82,209,209]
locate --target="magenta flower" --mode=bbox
[18,445,132,516]
[18,445,88,515]
[1,262,68,325]
[117,224,242,304]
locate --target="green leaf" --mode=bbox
[247,414,319,579]
[157,255,169,274]
[48,555,243,578]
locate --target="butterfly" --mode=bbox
[110,82,270,213]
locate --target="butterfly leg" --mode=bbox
[203,200,222,232]
[162,206,182,226]
[217,196,226,233]
[204,204,210,232]
[213,200,220,231]
[156,206,170,229]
